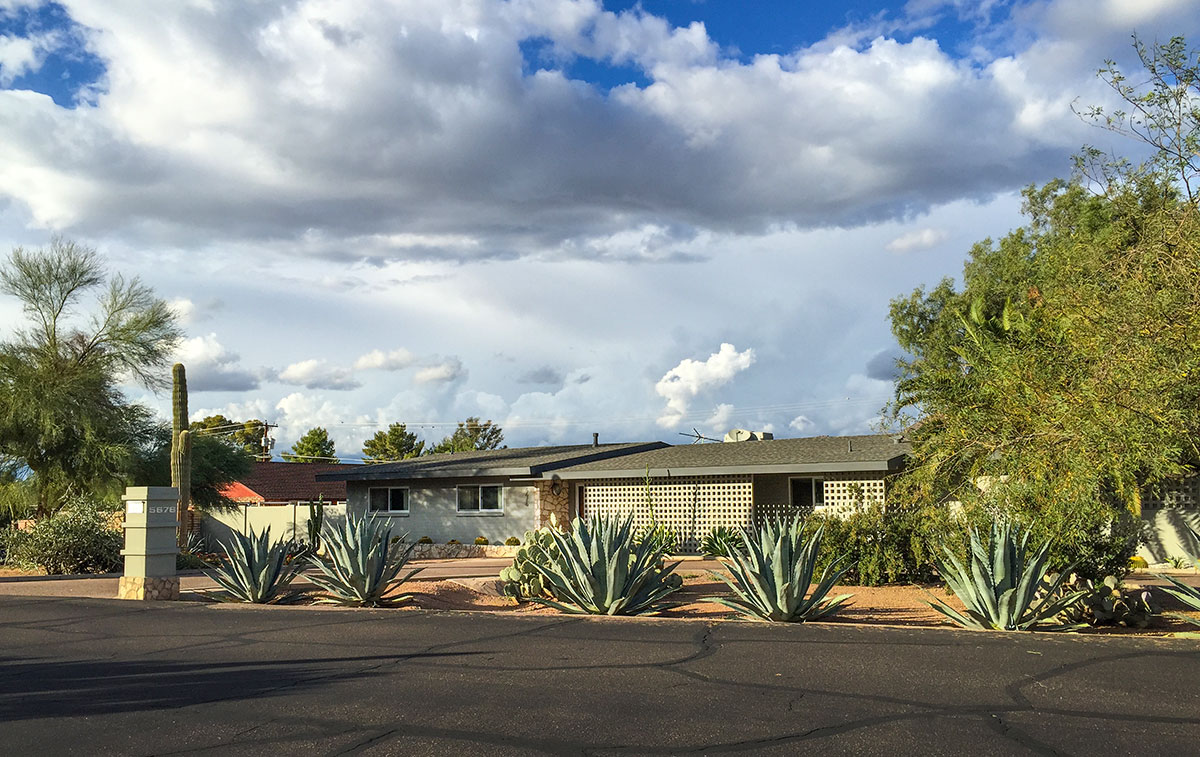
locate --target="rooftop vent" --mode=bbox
[723,429,775,443]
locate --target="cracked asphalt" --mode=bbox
[1,597,1198,755]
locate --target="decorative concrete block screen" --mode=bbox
[579,476,753,553]
[818,473,887,517]
[1144,476,1200,508]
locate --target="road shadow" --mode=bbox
[0,650,480,721]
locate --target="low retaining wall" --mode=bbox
[409,544,519,559]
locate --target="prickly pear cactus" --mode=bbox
[500,520,562,601]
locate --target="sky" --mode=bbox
[0,0,1198,461]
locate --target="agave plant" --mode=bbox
[703,516,852,622]
[306,511,420,606]
[700,526,742,558]
[1156,524,1200,626]
[203,526,303,603]
[528,514,682,615]
[926,521,1088,631]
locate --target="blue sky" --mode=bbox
[0,0,1197,460]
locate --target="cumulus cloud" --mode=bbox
[704,403,735,434]
[174,333,260,392]
[278,359,361,391]
[656,343,755,428]
[414,357,466,385]
[353,348,416,371]
[886,227,948,253]
[0,0,1149,262]
[789,415,815,432]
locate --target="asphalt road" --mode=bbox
[2,597,1199,756]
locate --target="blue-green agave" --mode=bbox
[528,514,682,615]
[306,511,420,606]
[203,526,302,603]
[704,516,852,622]
[1155,524,1200,626]
[927,521,1087,631]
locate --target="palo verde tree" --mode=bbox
[431,417,504,454]
[282,426,337,462]
[0,238,182,515]
[887,36,1200,577]
[362,422,425,462]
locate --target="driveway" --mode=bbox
[1,596,1198,755]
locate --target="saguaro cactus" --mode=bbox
[170,363,191,542]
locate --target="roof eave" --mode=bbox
[550,460,899,480]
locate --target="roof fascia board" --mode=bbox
[318,442,672,482]
[549,460,892,479]
[530,442,670,475]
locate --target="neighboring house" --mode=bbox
[201,461,356,547]
[317,434,911,551]
[218,461,353,506]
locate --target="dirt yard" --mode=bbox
[364,574,1200,635]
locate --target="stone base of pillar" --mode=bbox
[117,575,180,601]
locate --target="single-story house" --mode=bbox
[317,434,911,551]
[219,461,353,506]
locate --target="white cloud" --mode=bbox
[278,359,361,391]
[353,348,416,371]
[174,333,260,392]
[886,227,948,253]
[0,0,1149,260]
[168,297,196,325]
[789,415,815,432]
[704,403,735,434]
[656,343,755,428]
[414,357,466,385]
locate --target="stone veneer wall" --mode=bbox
[117,576,179,601]
[534,480,571,528]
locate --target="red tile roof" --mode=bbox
[222,461,353,503]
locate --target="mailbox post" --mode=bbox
[117,486,180,600]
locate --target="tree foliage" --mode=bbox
[0,238,181,514]
[887,36,1200,575]
[431,417,504,454]
[192,414,271,459]
[362,422,425,462]
[283,426,337,462]
[130,424,253,509]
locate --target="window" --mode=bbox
[457,485,503,513]
[789,477,824,509]
[368,487,408,514]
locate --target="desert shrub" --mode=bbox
[446,539,461,545]
[504,536,521,546]
[804,503,962,586]
[6,498,122,574]
[474,536,488,545]
[417,536,433,544]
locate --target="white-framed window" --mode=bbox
[457,485,503,514]
[788,477,824,509]
[368,487,409,514]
